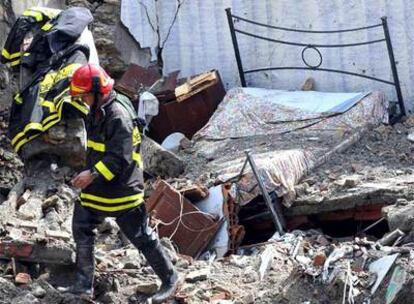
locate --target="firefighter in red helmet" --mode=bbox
[61,64,179,303]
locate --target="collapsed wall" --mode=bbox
[67,0,152,78]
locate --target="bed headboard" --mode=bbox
[225,8,406,121]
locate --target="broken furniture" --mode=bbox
[185,9,407,244]
[116,64,226,143]
[146,181,222,258]
[189,87,388,243]
[226,8,406,122]
[149,70,225,143]
[146,180,244,258]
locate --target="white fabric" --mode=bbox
[242,88,369,113]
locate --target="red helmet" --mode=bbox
[70,64,114,96]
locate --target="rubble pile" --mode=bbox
[0,108,23,199]
[296,119,414,205]
[0,4,414,302]
[0,113,413,304]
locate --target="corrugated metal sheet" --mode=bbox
[122,0,414,111]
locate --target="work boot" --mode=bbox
[141,240,179,304]
[58,245,95,297]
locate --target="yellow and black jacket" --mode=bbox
[3,7,93,153]
[81,92,145,215]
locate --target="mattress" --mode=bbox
[188,88,388,207]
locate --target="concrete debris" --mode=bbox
[67,1,151,77]
[377,229,405,246]
[185,269,210,283]
[15,272,31,285]
[1,2,414,302]
[293,122,414,216]
[0,109,413,304]
[141,135,185,178]
[135,281,159,295]
[383,201,414,233]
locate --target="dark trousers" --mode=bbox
[72,203,157,249]
[72,202,176,293]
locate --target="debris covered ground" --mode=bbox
[1,105,414,304]
[296,117,414,205]
[0,2,414,304]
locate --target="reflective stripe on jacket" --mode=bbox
[81,92,144,214]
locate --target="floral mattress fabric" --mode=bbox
[195,88,388,140]
[192,88,388,206]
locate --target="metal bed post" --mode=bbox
[381,16,406,117]
[225,8,246,87]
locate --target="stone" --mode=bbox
[135,281,159,295]
[242,268,259,284]
[10,292,40,304]
[343,176,359,188]
[301,77,315,91]
[141,135,185,178]
[238,292,255,304]
[228,255,250,268]
[42,195,61,210]
[58,184,78,202]
[67,0,151,78]
[17,197,43,221]
[39,209,62,232]
[8,228,23,240]
[175,258,190,269]
[15,273,31,284]
[315,235,330,246]
[185,269,210,283]
[407,132,414,143]
[32,286,46,298]
[313,252,327,267]
[101,292,122,304]
[383,202,414,233]
[45,230,71,241]
[180,137,194,150]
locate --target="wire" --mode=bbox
[152,192,221,239]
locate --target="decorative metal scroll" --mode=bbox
[225,8,406,121]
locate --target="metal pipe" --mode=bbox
[245,151,285,235]
[225,8,246,87]
[382,16,406,117]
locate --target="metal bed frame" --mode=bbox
[225,8,406,122]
